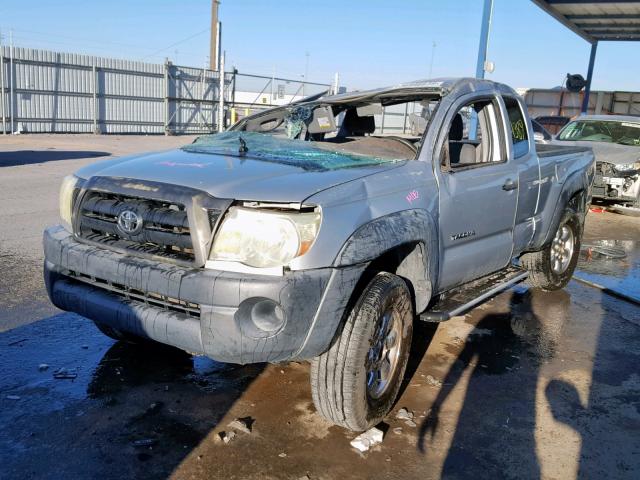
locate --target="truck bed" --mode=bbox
[537,143,592,158]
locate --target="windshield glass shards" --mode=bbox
[558,120,640,146]
[182,131,408,171]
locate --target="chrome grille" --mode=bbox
[77,191,194,262]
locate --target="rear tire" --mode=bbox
[310,272,413,431]
[521,209,581,291]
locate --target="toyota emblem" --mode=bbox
[117,210,143,236]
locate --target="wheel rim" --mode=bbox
[550,224,574,274]
[366,309,402,400]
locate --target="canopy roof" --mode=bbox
[532,1,640,43]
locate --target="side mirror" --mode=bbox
[533,132,545,143]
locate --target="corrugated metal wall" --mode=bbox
[0,46,233,134]
[522,88,640,119]
[0,46,333,135]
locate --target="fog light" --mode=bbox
[236,297,286,338]
[251,299,285,333]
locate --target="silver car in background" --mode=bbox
[553,115,640,207]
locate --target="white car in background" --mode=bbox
[553,115,640,207]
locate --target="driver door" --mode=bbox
[436,94,518,291]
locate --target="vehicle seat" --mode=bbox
[458,144,477,164]
[408,113,427,136]
[448,113,481,165]
[338,109,376,137]
[448,114,464,164]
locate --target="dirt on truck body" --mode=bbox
[43,77,595,431]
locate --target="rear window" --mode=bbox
[502,96,529,158]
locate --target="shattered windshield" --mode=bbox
[182,131,407,171]
[557,120,640,146]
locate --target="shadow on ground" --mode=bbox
[0,150,110,167]
[417,288,569,477]
[0,313,264,479]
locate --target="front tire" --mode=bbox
[310,272,413,431]
[521,209,581,291]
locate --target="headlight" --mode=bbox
[613,161,640,173]
[59,175,80,228]
[210,207,321,268]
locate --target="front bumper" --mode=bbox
[44,226,365,364]
[593,167,639,203]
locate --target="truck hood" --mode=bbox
[551,140,639,165]
[76,148,403,203]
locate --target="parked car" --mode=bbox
[535,115,571,135]
[44,78,594,431]
[552,115,640,207]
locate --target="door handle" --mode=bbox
[502,179,517,191]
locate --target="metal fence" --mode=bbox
[230,72,332,121]
[0,46,333,135]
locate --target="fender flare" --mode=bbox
[542,169,589,246]
[333,209,438,313]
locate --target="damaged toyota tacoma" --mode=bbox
[44,78,594,431]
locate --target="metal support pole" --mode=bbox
[218,51,225,132]
[581,41,598,115]
[9,30,14,134]
[270,67,275,106]
[333,72,340,95]
[164,59,170,135]
[475,0,493,79]
[470,0,493,140]
[402,102,408,134]
[92,65,98,134]
[0,54,6,134]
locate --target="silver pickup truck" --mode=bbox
[44,78,594,431]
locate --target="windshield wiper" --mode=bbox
[238,136,248,156]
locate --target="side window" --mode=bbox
[441,98,503,169]
[503,96,529,158]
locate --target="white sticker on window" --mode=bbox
[317,116,331,128]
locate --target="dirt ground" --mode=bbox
[0,135,639,479]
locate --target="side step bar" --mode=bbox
[419,265,529,322]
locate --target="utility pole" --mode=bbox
[428,41,436,78]
[303,52,309,97]
[210,0,221,71]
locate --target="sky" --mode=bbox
[1,0,638,92]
